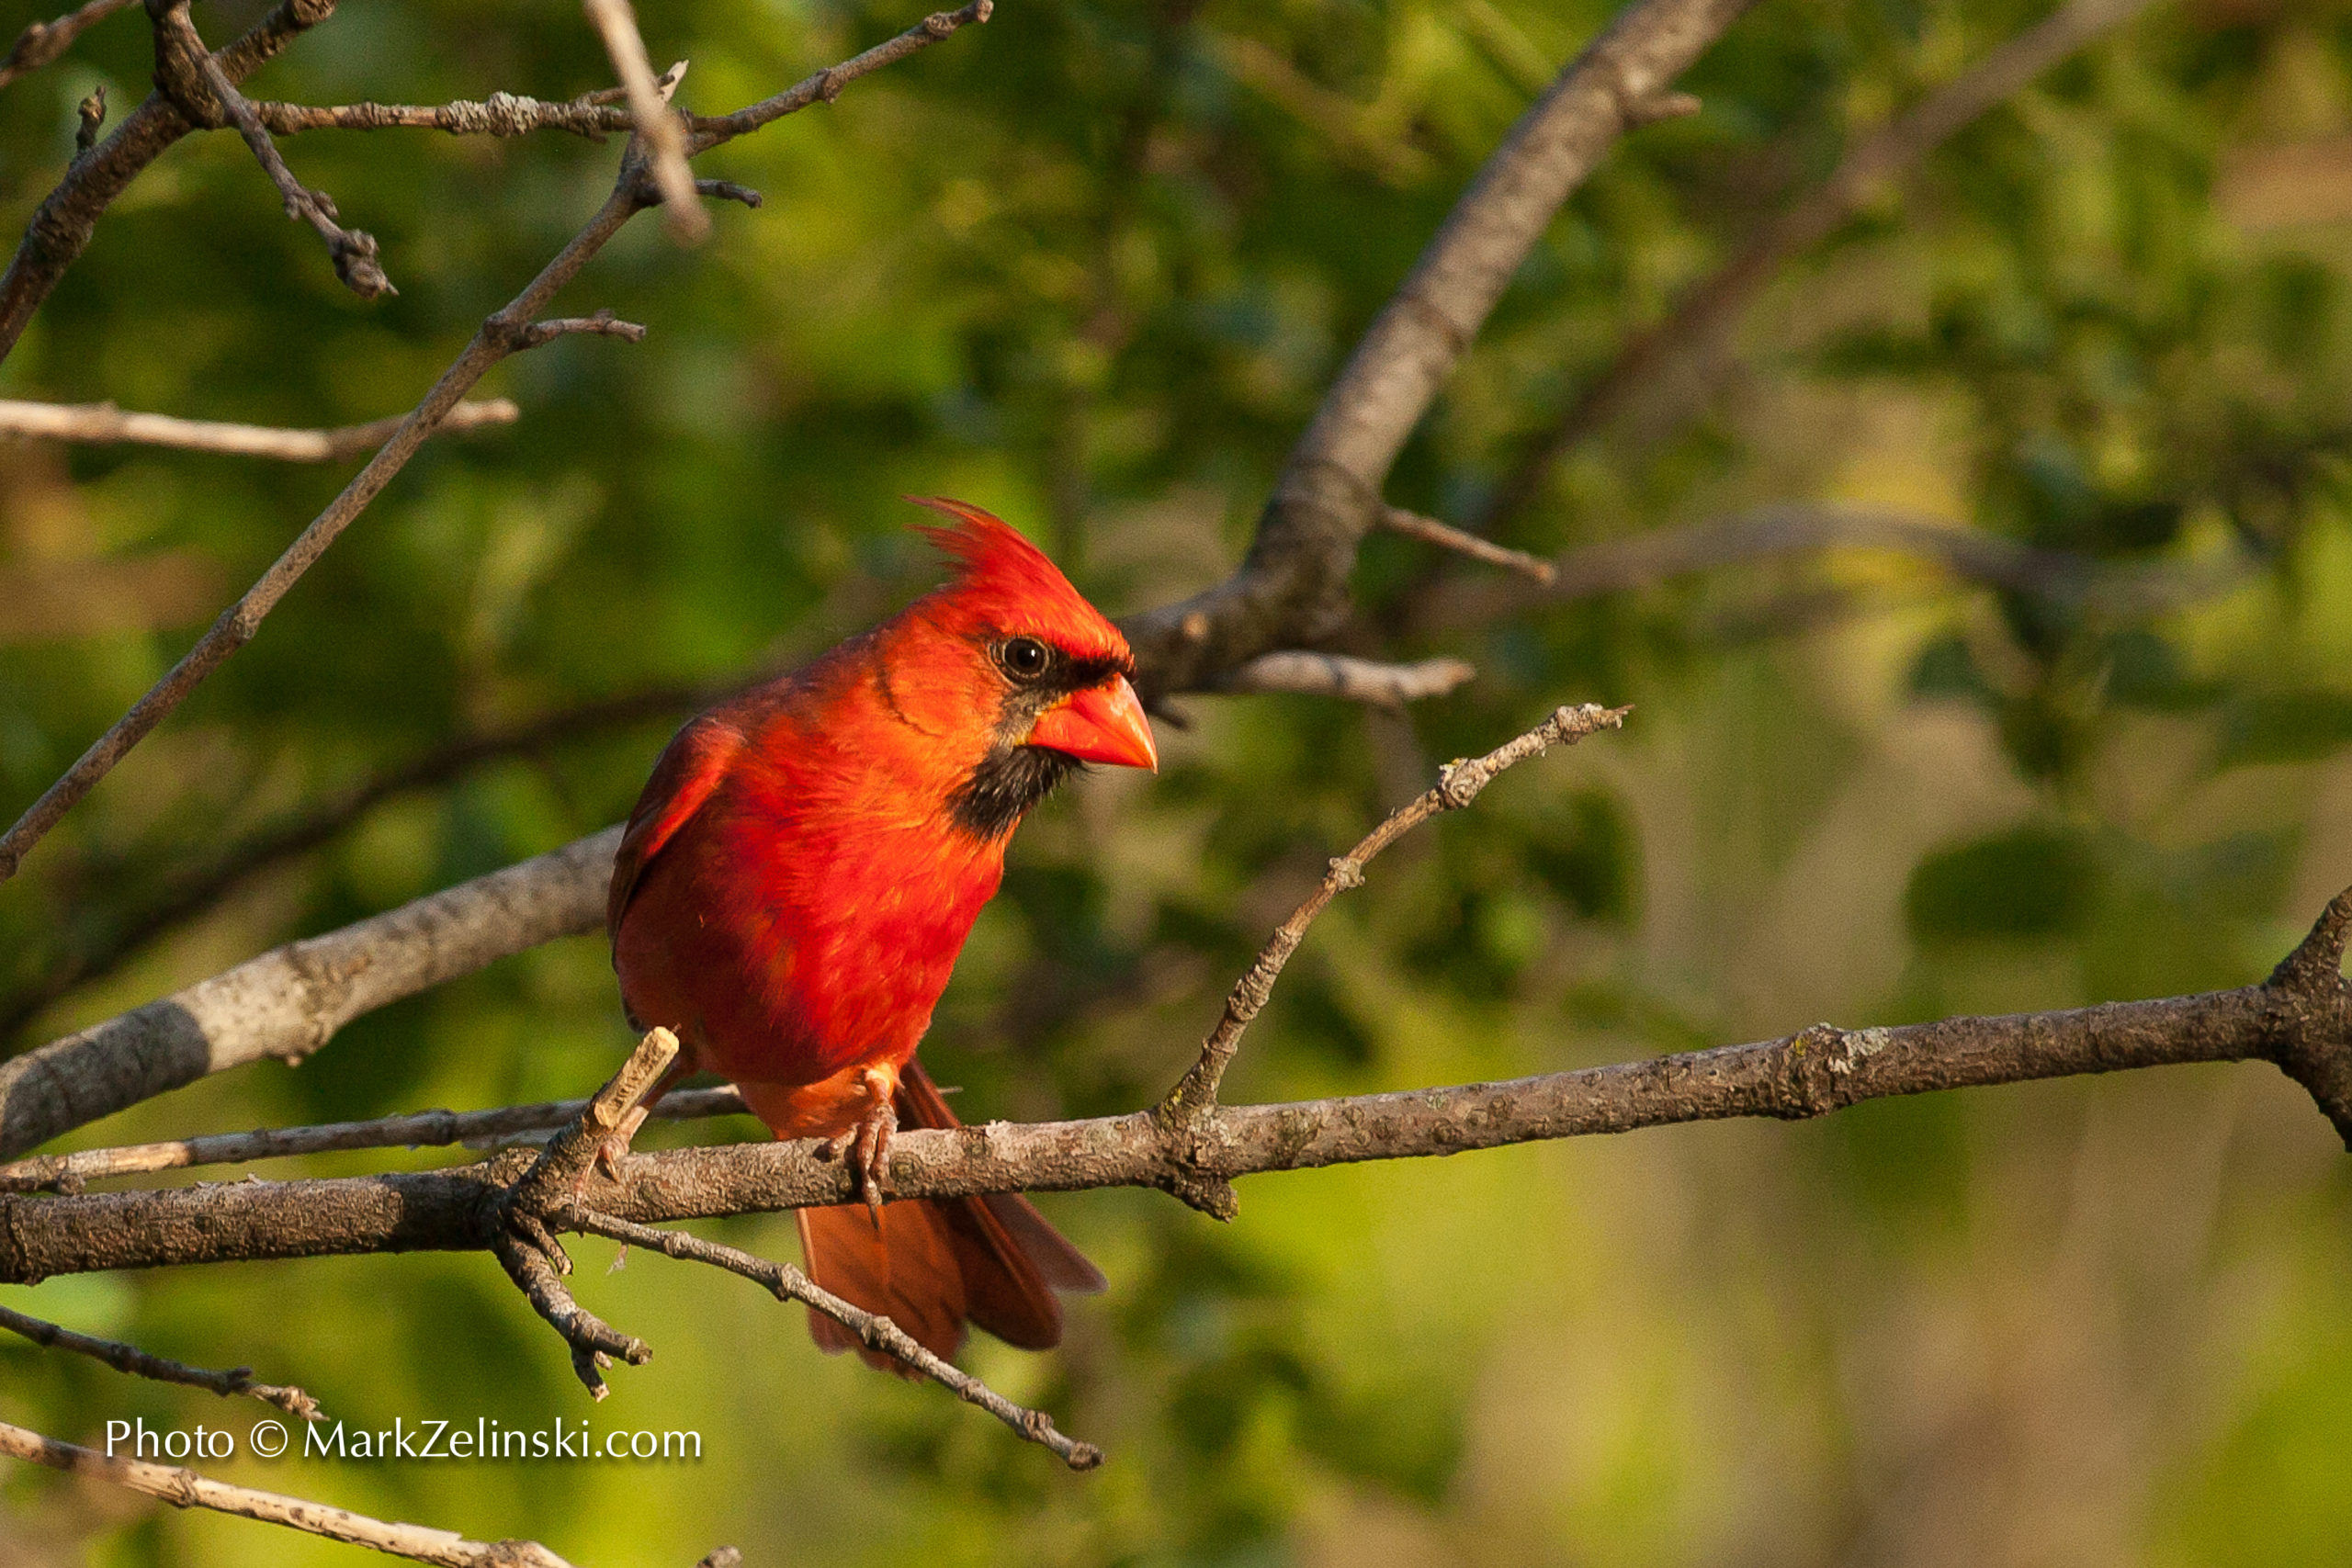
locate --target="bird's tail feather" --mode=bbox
[796,1061,1103,1373]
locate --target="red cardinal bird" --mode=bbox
[606,499,1157,1369]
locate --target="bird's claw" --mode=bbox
[824,1100,898,1229]
[591,1104,651,1188]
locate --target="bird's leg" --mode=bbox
[822,1065,899,1228]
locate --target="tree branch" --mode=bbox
[0,679,721,1039]
[149,0,395,298]
[1157,702,1627,1213]
[0,1087,749,1194]
[0,1419,573,1568]
[1216,651,1480,708]
[0,0,340,367]
[7,920,2348,1280]
[1377,505,1556,582]
[1120,0,1757,699]
[0,1300,321,1417]
[0,396,516,460]
[580,0,702,243]
[1476,0,2164,535]
[0,828,621,1162]
[0,0,138,92]
[560,1207,1102,1469]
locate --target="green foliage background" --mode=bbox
[6,0,2352,1562]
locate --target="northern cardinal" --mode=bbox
[606,499,1157,1369]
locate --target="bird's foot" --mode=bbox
[823,1084,898,1229]
[591,1103,652,1187]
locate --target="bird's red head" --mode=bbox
[895,497,1157,837]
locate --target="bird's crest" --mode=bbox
[904,497,1129,663]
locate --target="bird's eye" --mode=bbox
[999,637,1052,681]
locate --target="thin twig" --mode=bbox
[0,0,137,93]
[0,0,344,367]
[150,1,396,299]
[1155,702,1627,1210]
[0,1301,320,1418]
[0,396,516,460]
[1218,650,1478,708]
[1378,505,1557,582]
[686,1,994,151]
[0,1419,573,1567]
[560,1209,1104,1470]
[0,1088,748,1194]
[581,0,703,242]
[1476,0,2165,535]
[493,1030,677,1398]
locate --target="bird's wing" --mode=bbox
[605,714,748,942]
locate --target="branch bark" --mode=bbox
[0,1301,321,1417]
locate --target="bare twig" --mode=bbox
[492,1031,677,1397]
[0,396,516,460]
[560,1209,1103,1469]
[0,0,341,367]
[0,1419,572,1568]
[0,1301,320,1418]
[1219,650,1479,708]
[686,1,994,152]
[0,0,137,93]
[148,0,396,299]
[1378,505,1557,581]
[1476,0,2165,535]
[1156,703,1628,1215]
[74,85,106,152]
[581,0,703,243]
[0,1087,748,1194]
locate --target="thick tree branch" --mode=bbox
[6,927,2348,1281]
[1476,0,2164,535]
[0,1300,320,1417]
[0,0,137,92]
[0,396,515,460]
[1121,0,1758,699]
[0,829,622,1162]
[0,1420,573,1568]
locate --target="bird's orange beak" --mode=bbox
[1025,674,1158,772]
